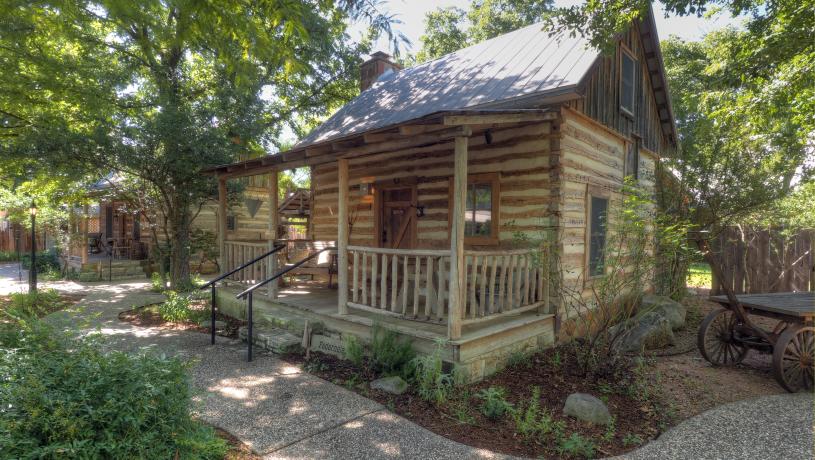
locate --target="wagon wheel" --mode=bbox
[772,325,815,393]
[697,308,748,366]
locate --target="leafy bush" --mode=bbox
[344,334,365,367]
[20,249,60,275]
[0,250,18,262]
[5,289,62,318]
[558,432,596,458]
[150,272,166,292]
[476,386,513,420]
[370,323,415,377]
[513,387,564,441]
[0,320,226,459]
[411,339,454,405]
[158,291,201,323]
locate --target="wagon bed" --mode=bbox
[701,292,814,392]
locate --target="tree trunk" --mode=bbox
[168,203,192,290]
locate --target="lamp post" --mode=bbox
[29,200,37,294]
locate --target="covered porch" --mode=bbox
[206,109,558,378]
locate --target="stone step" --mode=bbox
[258,310,323,336]
[238,326,301,354]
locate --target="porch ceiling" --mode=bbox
[202,108,557,179]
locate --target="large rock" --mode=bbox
[641,294,687,330]
[370,376,408,395]
[563,393,612,425]
[611,311,675,353]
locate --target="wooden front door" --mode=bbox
[377,183,417,249]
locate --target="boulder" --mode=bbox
[611,311,675,353]
[370,376,408,395]
[563,393,612,425]
[641,294,686,330]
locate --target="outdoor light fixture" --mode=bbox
[414,204,425,218]
[29,199,37,294]
[359,182,373,195]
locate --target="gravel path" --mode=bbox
[4,267,812,460]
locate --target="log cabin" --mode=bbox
[203,8,677,381]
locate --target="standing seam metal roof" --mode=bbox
[295,22,597,148]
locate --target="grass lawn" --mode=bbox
[687,263,712,289]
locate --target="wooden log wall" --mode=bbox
[563,24,672,156]
[712,227,814,294]
[195,185,275,242]
[557,107,658,301]
[311,121,553,249]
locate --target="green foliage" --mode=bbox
[558,432,596,459]
[687,263,712,289]
[344,334,365,367]
[622,433,643,447]
[3,289,62,319]
[370,324,415,377]
[0,251,18,262]
[0,320,226,459]
[512,387,565,442]
[150,272,166,293]
[506,349,532,368]
[20,249,60,275]
[415,0,554,62]
[158,291,201,323]
[412,339,454,405]
[476,386,513,420]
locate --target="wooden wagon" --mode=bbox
[700,292,815,392]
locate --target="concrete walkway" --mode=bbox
[2,265,812,459]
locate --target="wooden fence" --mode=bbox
[712,227,814,294]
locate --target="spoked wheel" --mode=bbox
[772,325,815,393]
[698,308,749,366]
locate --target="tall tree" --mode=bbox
[0,0,401,288]
[414,0,554,63]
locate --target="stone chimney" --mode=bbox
[359,51,402,92]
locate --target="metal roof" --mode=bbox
[295,22,597,148]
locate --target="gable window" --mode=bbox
[620,47,637,116]
[588,194,609,277]
[450,173,500,245]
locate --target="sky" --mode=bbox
[362,0,742,55]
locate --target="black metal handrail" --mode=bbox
[235,246,336,362]
[198,242,286,351]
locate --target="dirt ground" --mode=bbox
[651,291,785,421]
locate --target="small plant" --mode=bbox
[6,289,62,318]
[370,323,415,377]
[150,272,166,292]
[602,416,617,442]
[550,350,562,368]
[507,349,532,368]
[622,433,643,447]
[513,387,564,442]
[558,432,596,458]
[412,338,454,405]
[344,334,365,367]
[158,291,199,323]
[451,399,476,425]
[303,358,329,373]
[476,386,513,420]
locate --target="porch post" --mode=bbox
[448,136,468,340]
[267,170,279,299]
[81,204,89,265]
[337,158,349,315]
[217,177,227,272]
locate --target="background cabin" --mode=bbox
[204,8,675,381]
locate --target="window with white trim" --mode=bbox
[620,48,637,116]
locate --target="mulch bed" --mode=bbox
[214,426,262,460]
[118,301,245,340]
[282,347,668,459]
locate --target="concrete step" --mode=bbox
[239,326,301,354]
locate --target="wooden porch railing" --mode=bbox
[346,246,550,326]
[223,240,272,284]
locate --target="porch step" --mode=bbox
[238,326,301,354]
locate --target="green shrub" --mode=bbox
[370,323,414,377]
[150,272,166,292]
[0,320,226,459]
[20,249,60,274]
[558,432,596,458]
[0,250,18,262]
[6,289,62,317]
[411,339,454,405]
[513,387,564,441]
[476,386,513,420]
[158,291,201,323]
[506,349,532,368]
[344,334,365,367]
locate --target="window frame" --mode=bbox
[226,214,237,232]
[619,44,637,118]
[585,186,610,280]
[448,172,500,246]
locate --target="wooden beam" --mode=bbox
[398,124,446,136]
[362,130,402,143]
[267,171,279,299]
[340,126,472,160]
[443,112,557,126]
[448,136,468,340]
[217,178,227,271]
[337,158,349,315]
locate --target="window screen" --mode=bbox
[465,182,492,237]
[589,196,608,277]
[621,50,636,115]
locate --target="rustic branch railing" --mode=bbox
[346,246,549,326]
[223,240,274,285]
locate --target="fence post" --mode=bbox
[247,291,253,362]
[210,284,216,345]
